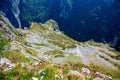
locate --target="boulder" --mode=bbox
[95,72,112,80]
[81,67,91,76]
[67,70,85,80]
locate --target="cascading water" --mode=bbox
[59,0,73,19]
[11,0,21,28]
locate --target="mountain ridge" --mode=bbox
[0,14,120,80]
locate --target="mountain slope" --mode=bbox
[0,13,19,40]
[0,15,120,80]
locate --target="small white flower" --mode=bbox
[55,74,61,79]
[32,77,38,80]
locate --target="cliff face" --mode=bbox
[0,14,17,40]
[0,15,120,80]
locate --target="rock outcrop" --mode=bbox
[0,13,18,40]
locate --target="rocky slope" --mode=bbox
[0,13,19,40]
[0,14,120,80]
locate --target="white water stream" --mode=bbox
[11,0,21,28]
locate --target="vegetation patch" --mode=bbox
[0,64,37,80]
[25,48,38,56]
[1,50,29,63]
[89,63,120,79]
[44,49,65,57]
[43,65,60,80]
[15,36,25,43]
[0,38,9,51]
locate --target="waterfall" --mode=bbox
[11,0,21,28]
[59,0,73,19]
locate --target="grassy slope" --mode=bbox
[0,19,120,79]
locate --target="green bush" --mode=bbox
[86,77,93,80]
[19,72,33,80]
[43,65,60,80]
[0,71,5,80]
[6,69,19,78]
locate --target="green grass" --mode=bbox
[47,32,77,49]
[0,38,9,51]
[19,72,33,80]
[1,50,29,63]
[85,40,102,46]
[30,23,47,34]
[44,49,65,58]
[25,48,38,56]
[43,65,60,80]
[0,63,62,80]
[86,77,93,80]
[15,36,25,43]
[89,63,120,79]
[0,64,36,80]
[0,71,5,79]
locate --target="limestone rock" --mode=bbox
[94,77,104,80]
[0,14,17,40]
[0,57,15,71]
[95,72,112,80]
[81,67,91,76]
[38,54,48,62]
[67,70,85,80]
[45,19,59,31]
[0,57,10,67]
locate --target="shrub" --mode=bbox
[0,71,5,79]
[43,65,60,80]
[86,77,93,80]
[0,38,9,51]
[19,72,33,80]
